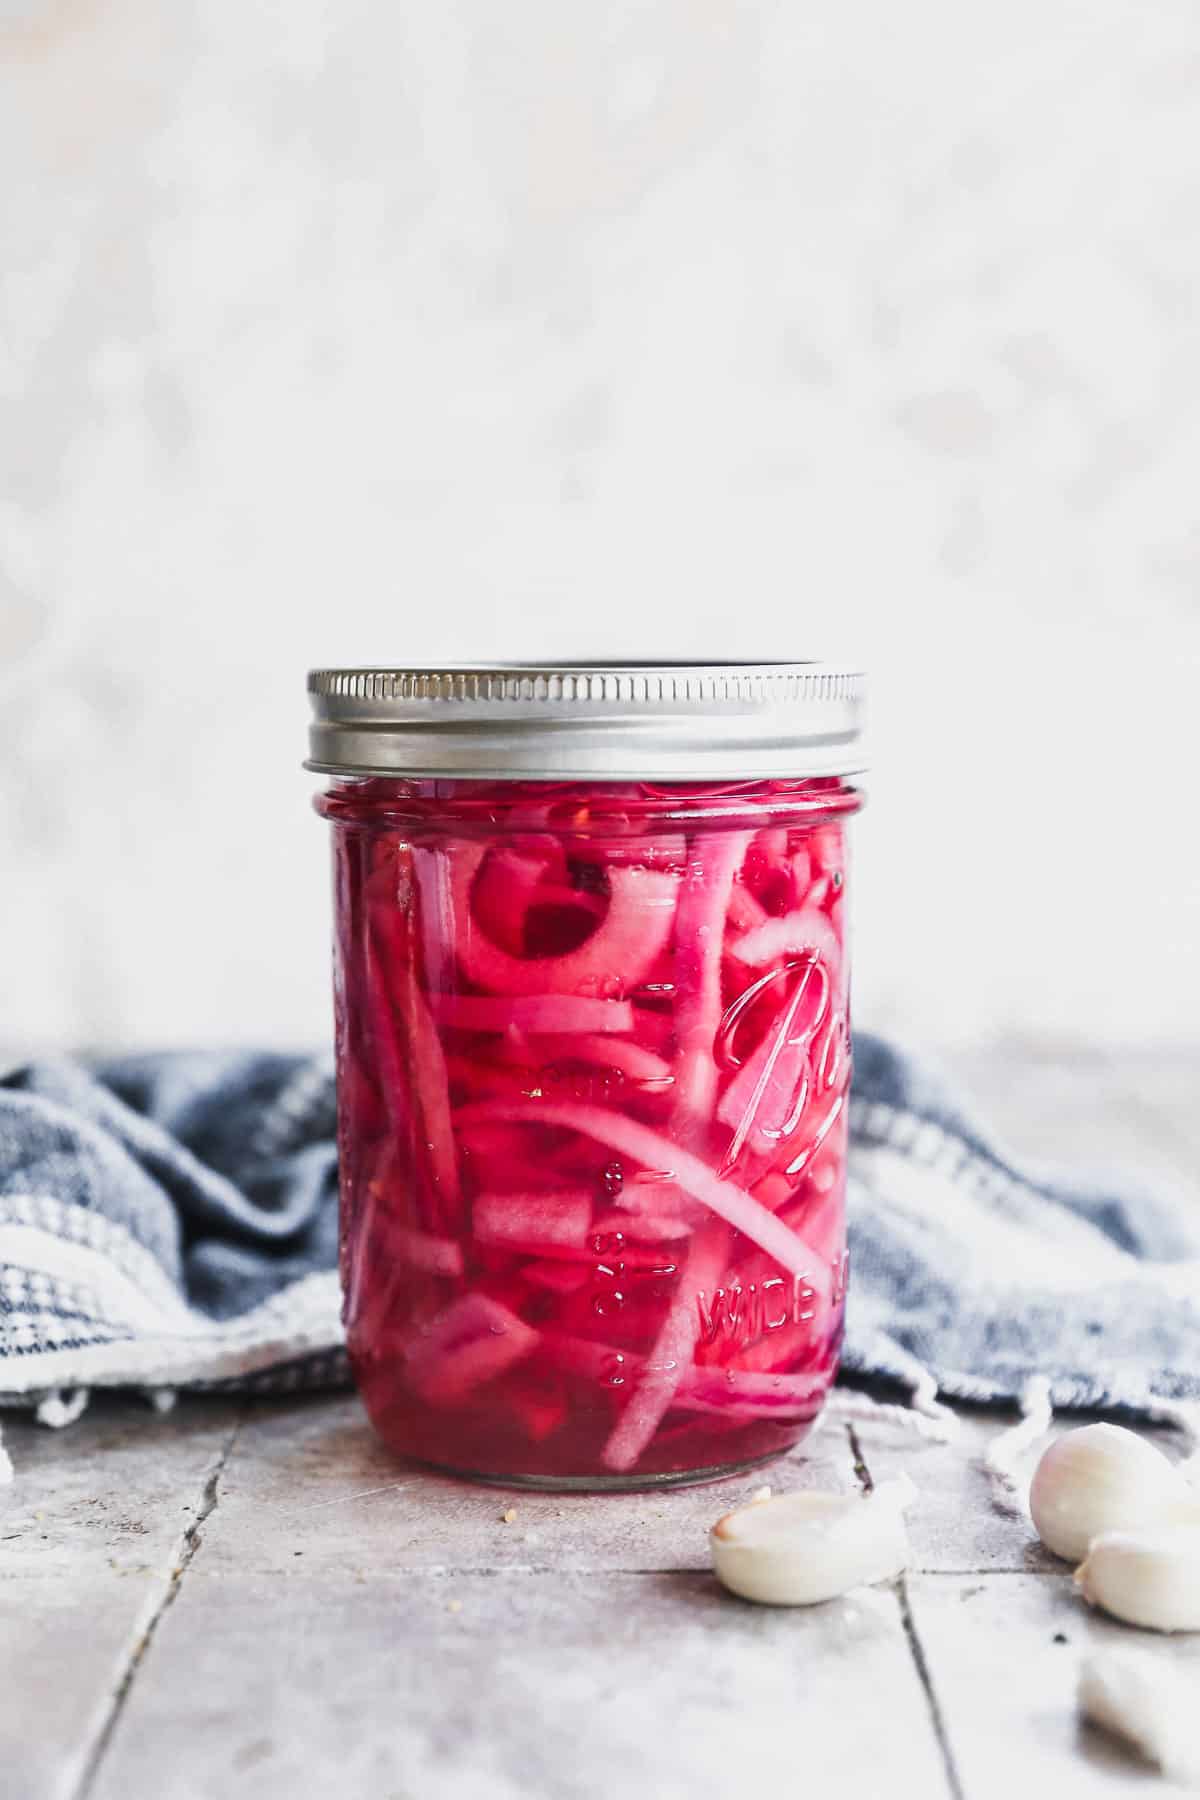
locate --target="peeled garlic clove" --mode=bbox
[1079,1648,1200,1780]
[1029,1424,1192,1563]
[1076,1526,1200,1633]
[1156,1488,1200,1529]
[711,1476,915,1606]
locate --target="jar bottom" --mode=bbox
[354,1367,829,1492]
[407,1445,792,1493]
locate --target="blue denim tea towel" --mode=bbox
[1,1038,1198,1423]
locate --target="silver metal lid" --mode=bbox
[305,662,866,781]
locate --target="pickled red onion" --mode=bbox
[489,1031,674,1087]
[433,994,635,1034]
[544,1332,826,1421]
[603,1222,731,1471]
[396,963,461,1225]
[717,957,829,1168]
[472,1189,593,1251]
[448,841,680,997]
[394,1228,465,1278]
[670,832,752,1132]
[727,884,769,935]
[402,1292,540,1406]
[455,1100,830,1296]
[328,779,855,1479]
[471,844,561,953]
[730,906,844,999]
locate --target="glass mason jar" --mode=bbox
[307,663,865,1489]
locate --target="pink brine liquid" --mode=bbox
[319,777,859,1486]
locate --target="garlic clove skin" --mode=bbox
[1079,1648,1200,1780]
[711,1476,915,1607]
[1076,1526,1200,1633]
[1029,1424,1192,1564]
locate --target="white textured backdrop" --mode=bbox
[2,0,1199,1055]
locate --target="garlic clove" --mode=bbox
[1076,1525,1200,1633]
[1079,1648,1200,1781]
[1156,1489,1200,1529]
[1029,1423,1192,1563]
[711,1476,915,1607]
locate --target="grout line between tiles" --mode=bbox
[71,1411,244,1800]
[898,1576,968,1800]
[849,1422,966,1800]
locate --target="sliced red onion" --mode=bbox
[433,994,636,1034]
[448,840,680,998]
[455,1099,831,1296]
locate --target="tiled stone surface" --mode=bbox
[199,1391,857,1575]
[90,1570,948,1800]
